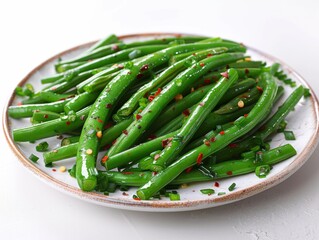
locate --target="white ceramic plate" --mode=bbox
[3,33,319,212]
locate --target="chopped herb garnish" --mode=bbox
[107,183,117,193]
[255,165,271,178]
[15,86,25,96]
[283,131,296,140]
[303,88,311,98]
[68,164,76,177]
[250,145,261,152]
[218,192,226,196]
[23,83,34,97]
[200,189,215,195]
[35,141,49,152]
[228,183,236,191]
[169,193,180,201]
[277,120,287,132]
[29,154,39,163]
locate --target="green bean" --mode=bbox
[64,92,100,113]
[13,106,91,142]
[8,99,72,118]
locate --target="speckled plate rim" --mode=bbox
[3,33,319,211]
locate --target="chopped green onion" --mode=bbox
[68,164,76,178]
[35,141,49,152]
[255,151,263,163]
[103,192,109,196]
[283,131,296,140]
[218,192,226,196]
[228,183,236,191]
[200,189,215,195]
[169,193,180,201]
[23,83,34,97]
[29,154,39,163]
[15,86,25,96]
[303,88,311,98]
[255,165,271,178]
[277,120,287,132]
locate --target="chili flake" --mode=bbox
[182,109,190,116]
[112,45,119,51]
[97,118,103,123]
[106,103,112,109]
[44,114,48,119]
[204,140,210,146]
[101,156,109,163]
[140,64,149,72]
[185,167,193,173]
[244,113,248,118]
[204,79,211,85]
[214,182,220,187]
[122,129,128,135]
[154,88,161,97]
[66,121,71,126]
[200,62,205,67]
[220,130,225,135]
[196,153,204,165]
[226,171,233,176]
[245,68,250,74]
[220,71,229,79]
[154,154,160,161]
[175,94,183,101]
[136,114,142,120]
[228,143,237,148]
[257,86,263,93]
[210,137,216,142]
[148,95,155,102]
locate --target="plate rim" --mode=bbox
[3,32,319,211]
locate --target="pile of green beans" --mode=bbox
[9,34,307,200]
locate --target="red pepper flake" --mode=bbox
[122,172,134,175]
[199,102,205,107]
[103,144,111,150]
[226,171,233,176]
[214,182,220,187]
[148,134,157,140]
[210,137,216,142]
[66,121,71,126]
[245,68,250,74]
[111,45,119,51]
[182,109,190,116]
[117,64,124,69]
[127,71,132,75]
[51,87,57,91]
[228,143,237,148]
[112,139,117,145]
[244,114,249,118]
[204,140,210,146]
[148,95,155,102]
[204,79,211,85]
[152,172,158,176]
[44,114,48,119]
[256,151,263,155]
[122,192,129,196]
[104,122,113,129]
[154,154,160,161]
[80,115,86,121]
[136,114,142,120]
[52,169,56,172]
[140,64,149,72]
[133,196,141,201]
[199,62,205,67]
[257,86,263,93]
[154,88,161,97]
[220,130,225,135]
[196,153,203,165]
[17,102,23,106]
[97,118,103,123]
[137,73,144,79]
[207,53,213,57]
[220,71,229,79]
[185,167,193,173]
[192,53,197,56]
[241,94,248,99]
[162,138,169,148]
[122,129,128,135]
[106,103,112,109]
[101,156,109,163]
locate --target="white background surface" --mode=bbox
[0,0,319,239]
